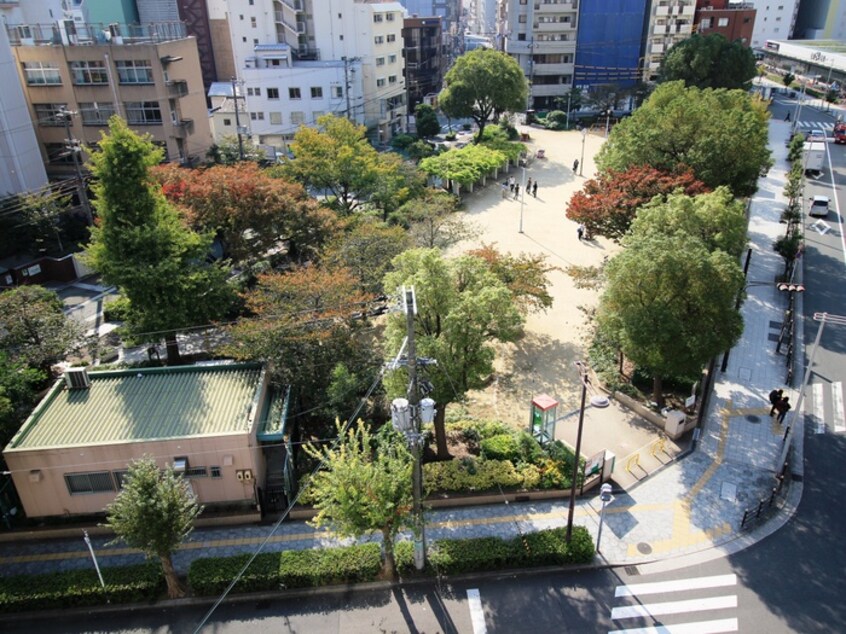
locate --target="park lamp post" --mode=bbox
[391,395,435,571]
[596,483,613,553]
[579,127,587,177]
[519,164,526,233]
[566,361,590,543]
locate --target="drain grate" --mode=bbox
[625,565,640,576]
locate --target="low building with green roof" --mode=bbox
[3,362,291,520]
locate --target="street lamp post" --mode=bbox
[579,127,587,177]
[566,361,590,542]
[791,79,808,134]
[518,165,526,233]
[596,483,613,553]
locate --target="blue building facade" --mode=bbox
[574,0,649,89]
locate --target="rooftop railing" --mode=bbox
[7,21,188,47]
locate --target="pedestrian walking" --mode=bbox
[526,177,533,193]
[785,111,791,122]
[577,224,585,240]
[775,396,791,424]
[514,183,520,199]
[532,181,538,197]
[501,181,509,199]
[768,388,783,416]
[573,159,579,173]
[509,176,515,192]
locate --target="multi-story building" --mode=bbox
[744,0,799,50]
[795,0,846,41]
[575,0,649,90]
[501,0,579,110]
[644,0,696,81]
[0,24,48,195]
[7,21,213,177]
[694,0,756,45]
[403,16,444,112]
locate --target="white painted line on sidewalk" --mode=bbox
[608,617,738,634]
[832,382,845,433]
[611,595,737,620]
[812,383,825,434]
[615,574,737,597]
[466,588,487,634]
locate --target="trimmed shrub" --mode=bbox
[390,134,416,150]
[0,563,163,613]
[424,457,524,492]
[480,433,519,461]
[544,110,568,130]
[188,552,280,596]
[516,432,543,463]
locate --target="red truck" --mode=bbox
[834,122,846,144]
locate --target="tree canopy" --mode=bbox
[304,421,413,580]
[393,189,472,250]
[383,249,524,457]
[439,48,528,142]
[659,34,757,90]
[0,285,84,375]
[595,81,771,197]
[0,353,44,447]
[566,166,708,242]
[415,103,441,138]
[84,117,235,364]
[105,457,202,598]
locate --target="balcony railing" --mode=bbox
[171,118,194,138]
[166,79,189,98]
[7,21,188,47]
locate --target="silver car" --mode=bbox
[809,195,830,218]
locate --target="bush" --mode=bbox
[103,295,131,322]
[480,433,520,461]
[544,110,569,130]
[0,563,163,613]
[445,132,457,141]
[390,134,416,150]
[188,543,383,596]
[446,419,511,444]
[424,457,524,492]
[516,431,543,463]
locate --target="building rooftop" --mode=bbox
[6,21,188,47]
[6,363,265,451]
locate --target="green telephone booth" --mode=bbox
[529,393,559,445]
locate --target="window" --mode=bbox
[289,87,301,99]
[223,118,232,126]
[211,466,222,478]
[270,111,282,124]
[334,86,343,98]
[23,61,61,85]
[250,111,265,120]
[376,78,386,87]
[69,60,108,85]
[185,466,208,478]
[267,87,279,99]
[34,103,67,126]
[310,86,323,99]
[388,54,397,64]
[79,102,116,126]
[386,12,395,21]
[251,17,257,28]
[374,13,383,22]
[375,35,384,44]
[519,15,527,23]
[387,34,396,43]
[112,470,129,489]
[45,143,74,164]
[388,75,397,84]
[115,60,154,84]
[65,471,114,495]
[376,57,385,66]
[717,17,729,27]
[124,101,163,124]
[518,33,526,41]
[700,17,711,29]
[291,111,305,125]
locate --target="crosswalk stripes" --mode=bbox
[793,121,832,131]
[807,381,846,434]
[609,574,738,634]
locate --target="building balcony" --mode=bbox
[171,118,194,139]
[166,79,189,98]
[277,0,303,11]
[534,0,576,11]
[532,62,574,74]
[6,21,188,46]
[653,24,670,35]
[534,21,576,32]
[530,83,568,97]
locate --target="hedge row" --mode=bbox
[0,562,163,613]
[188,542,383,596]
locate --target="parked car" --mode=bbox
[809,195,830,218]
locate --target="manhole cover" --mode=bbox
[591,395,610,408]
[637,542,653,554]
[746,415,761,423]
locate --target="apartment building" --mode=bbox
[794,0,846,40]
[744,0,799,49]
[7,21,213,177]
[644,0,696,80]
[501,0,579,110]
[694,1,756,45]
[403,16,444,112]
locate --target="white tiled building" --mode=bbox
[746,0,800,49]
[644,0,696,81]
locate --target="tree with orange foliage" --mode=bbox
[565,166,708,243]
[468,244,559,315]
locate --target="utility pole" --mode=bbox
[341,57,361,122]
[230,78,245,161]
[403,286,426,571]
[57,107,92,225]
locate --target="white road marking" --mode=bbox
[466,588,487,634]
[611,595,737,620]
[608,618,738,634]
[812,383,825,434]
[832,382,845,433]
[615,574,737,597]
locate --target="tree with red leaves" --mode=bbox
[565,166,708,243]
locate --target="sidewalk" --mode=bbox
[0,116,803,580]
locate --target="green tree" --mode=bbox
[0,353,45,447]
[105,457,202,598]
[597,233,744,406]
[0,285,85,375]
[468,244,559,315]
[439,48,528,143]
[84,118,235,364]
[205,134,266,165]
[659,33,757,90]
[595,81,771,197]
[304,420,413,580]
[782,72,795,88]
[415,103,441,138]
[383,249,524,457]
[392,189,472,250]
[628,187,748,259]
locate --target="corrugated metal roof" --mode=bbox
[7,363,264,451]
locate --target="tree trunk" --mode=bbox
[652,375,664,409]
[381,528,396,580]
[433,404,450,459]
[164,333,181,366]
[159,552,185,598]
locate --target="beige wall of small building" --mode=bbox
[6,433,265,518]
[12,36,213,174]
